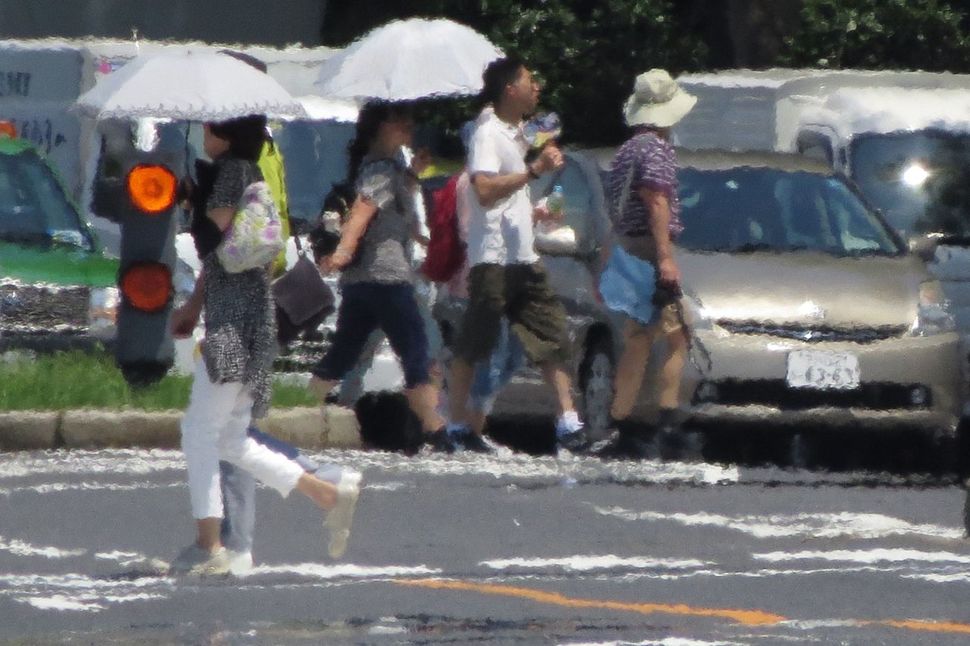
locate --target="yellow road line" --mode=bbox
[396,578,970,635]
[396,578,784,626]
[872,619,970,635]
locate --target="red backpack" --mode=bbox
[421,173,466,282]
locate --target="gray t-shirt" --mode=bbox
[340,157,416,285]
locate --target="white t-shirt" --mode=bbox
[464,110,539,267]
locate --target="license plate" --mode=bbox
[786,350,860,390]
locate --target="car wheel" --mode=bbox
[580,337,614,441]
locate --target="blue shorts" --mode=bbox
[599,244,659,326]
[313,282,431,388]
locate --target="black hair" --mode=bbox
[346,100,413,186]
[207,114,267,162]
[480,56,526,107]
[216,51,277,151]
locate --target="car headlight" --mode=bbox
[910,280,956,337]
[88,286,119,340]
[679,289,713,332]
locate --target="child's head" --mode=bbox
[309,227,341,264]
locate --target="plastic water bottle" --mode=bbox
[546,184,565,217]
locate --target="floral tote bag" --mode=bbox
[216,180,285,273]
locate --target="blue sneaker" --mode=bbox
[448,424,495,454]
[426,427,458,453]
[457,431,497,454]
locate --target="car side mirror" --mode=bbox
[908,234,938,262]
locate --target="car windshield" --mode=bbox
[850,130,970,240]
[0,147,93,251]
[274,120,355,223]
[676,166,901,256]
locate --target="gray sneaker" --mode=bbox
[168,544,231,577]
[325,469,362,559]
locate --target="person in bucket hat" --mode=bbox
[623,68,697,129]
[592,69,697,459]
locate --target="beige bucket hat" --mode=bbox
[623,69,697,128]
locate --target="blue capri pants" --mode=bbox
[312,281,431,388]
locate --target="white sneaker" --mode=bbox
[225,549,254,576]
[168,544,231,577]
[325,469,362,559]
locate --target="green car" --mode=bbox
[0,133,120,352]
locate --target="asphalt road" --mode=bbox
[2,436,970,645]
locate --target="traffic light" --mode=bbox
[92,148,179,386]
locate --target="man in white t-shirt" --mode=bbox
[430,57,587,454]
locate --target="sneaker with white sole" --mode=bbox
[555,411,589,453]
[168,544,231,577]
[325,469,362,559]
[225,549,254,576]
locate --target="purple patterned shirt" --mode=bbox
[608,131,683,239]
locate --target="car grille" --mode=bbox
[693,379,930,411]
[716,321,908,344]
[0,283,90,334]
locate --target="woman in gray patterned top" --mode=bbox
[169,115,360,576]
[308,101,445,439]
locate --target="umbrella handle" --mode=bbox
[182,124,192,177]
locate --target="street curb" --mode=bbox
[0,406,362,452]
[0,411,59,451]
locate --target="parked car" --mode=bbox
[675,149,964,438]
[676,70,970,415]
[0,129,120,351]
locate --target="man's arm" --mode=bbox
[639,186,681,287]
[471,144,564,208]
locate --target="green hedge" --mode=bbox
[0,350,317,411]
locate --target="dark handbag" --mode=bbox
[272,236,335,346]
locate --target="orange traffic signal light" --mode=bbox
[119,261,172,313]
[126,164,177,214]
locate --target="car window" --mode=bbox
[275,120,355,222]
[0,148,94,251]
[851,130,970,240]
[677,167,900,256]
[796,131,834,165]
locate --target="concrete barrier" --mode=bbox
[0,411,59,450]
[322,405,362,449]
[0,405,361,452]
[61,409,182,449]
[256,405,362,450]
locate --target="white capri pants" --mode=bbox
[181,359,305,520]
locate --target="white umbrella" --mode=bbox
[295,95,360,123]
[315,18,503,101]
[75,49,307,121]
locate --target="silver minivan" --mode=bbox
[675,150,964,438]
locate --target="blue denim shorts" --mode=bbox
[598,244,659,326]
